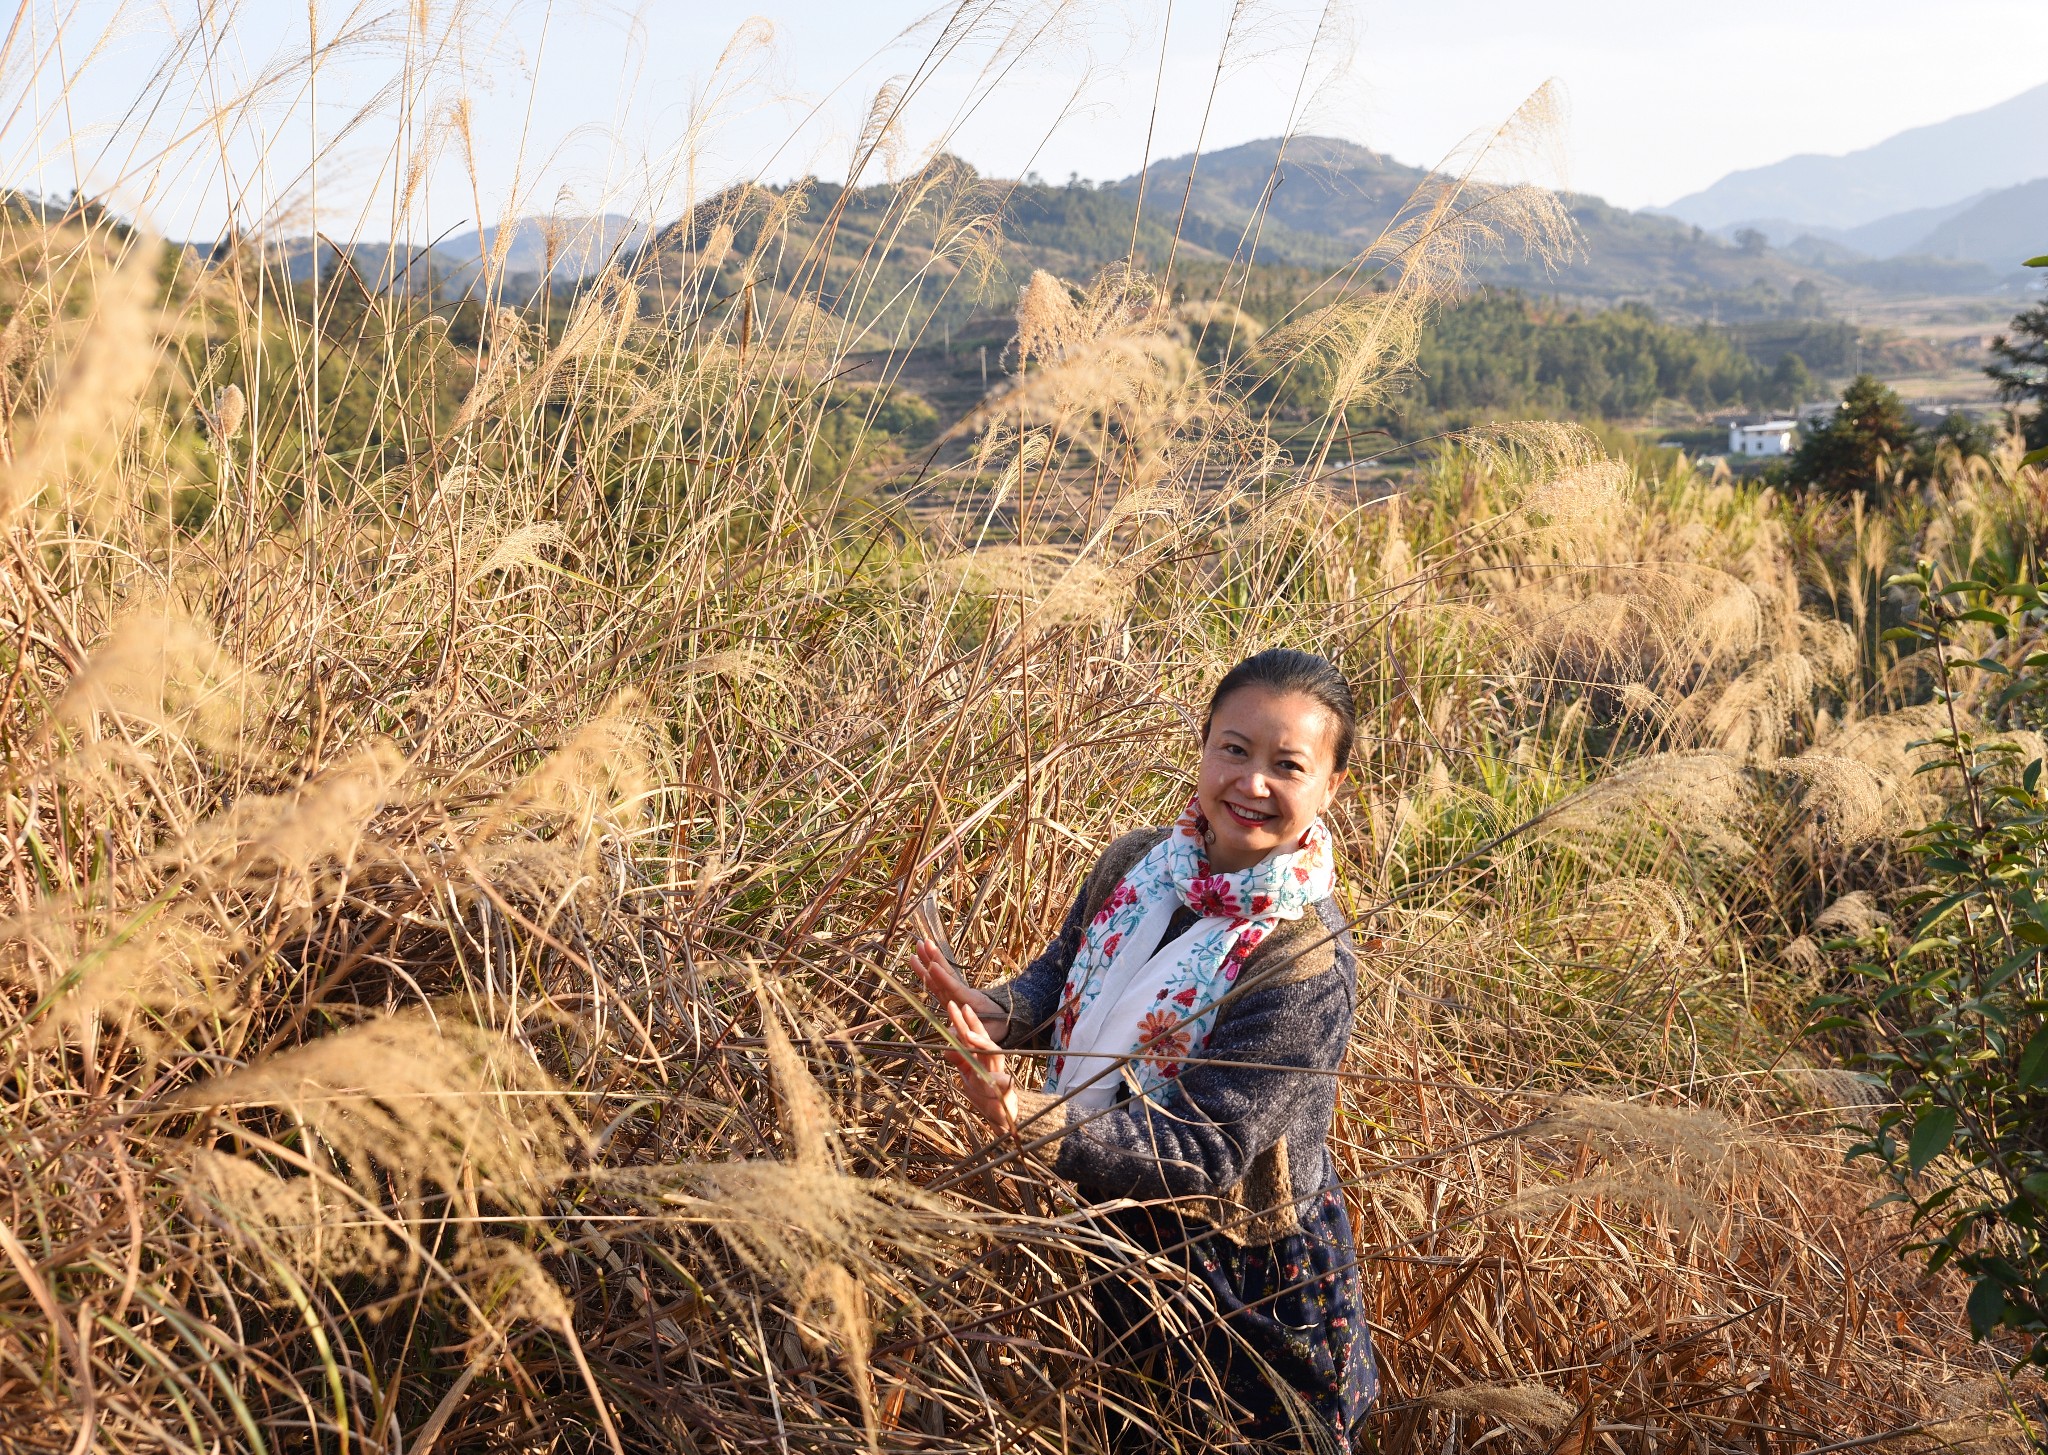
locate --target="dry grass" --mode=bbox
[0,6,2044,1453]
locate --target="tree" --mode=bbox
[1767,351,1813,410]
[1734,226,1768,256]
[1926,408,1997,463]
[1986,269,2048,453]
[1787,373,1919,497]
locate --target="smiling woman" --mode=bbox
[1195,650,1357,872]
[912,649,1375,1451]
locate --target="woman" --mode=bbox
[913,648,1377,1452]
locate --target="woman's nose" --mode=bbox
[1244,771,1270,797]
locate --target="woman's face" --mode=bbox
[1195,686,1346,873]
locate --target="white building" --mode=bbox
[1728,419,1798,457]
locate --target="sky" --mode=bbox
[9,0,2048,242]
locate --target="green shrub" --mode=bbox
[1812,566,2048,1378]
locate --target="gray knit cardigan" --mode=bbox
[986,827,1359,1244]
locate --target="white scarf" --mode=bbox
[1044,797,1336,1111]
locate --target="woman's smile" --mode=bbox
[1195,684,1346,873]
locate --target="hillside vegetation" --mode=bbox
[3,9,2047,1454]
[262,134,1890,322]
[1126,136,1851,312]
[205,147,2001,446]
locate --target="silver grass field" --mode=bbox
[0,4,2045,1452]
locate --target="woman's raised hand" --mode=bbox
[910,937,1016,1134]
[943,998,1018,1136]
[910,938,1009,1043]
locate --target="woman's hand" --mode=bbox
[910,938,1009,1044]
[910,937,1017,1134]
[943,999,1018,1136]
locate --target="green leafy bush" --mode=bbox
[1812,566,2048,1376]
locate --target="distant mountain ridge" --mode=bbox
[440,213,648,280]
[258,139,1836,315]
[1112,136,1845,309]
[250,215,649,288]
[1707,177,2048,276]
[1659,82,2048,232]
[243,121,2036,313]
[1912,178,2048,268]
[1727,194,1995,259]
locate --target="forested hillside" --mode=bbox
[1122,136,1845,315]
[209,129,2012,444]
[316,138,1851,326]
[581,161,1894,434]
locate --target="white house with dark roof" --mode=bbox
[1728,418,1798,457]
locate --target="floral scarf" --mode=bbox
[1044,797,1336,1111]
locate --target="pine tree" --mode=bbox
[1986,295,2048,452]
[1787,373,1918,497]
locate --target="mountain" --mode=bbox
[261,237,446,288]
[1660,82,2048,232]
[1116,137,1838,313]
[439,213,649,281]
[1697,176,2047,281]
[241,214,649,294]
[1114,136,1423,265]
[1904,177,2048,269]
[1715,195,1994,258]
[623,136,1985,332]
[235,126,2023,325]
[1842,196,2006,259]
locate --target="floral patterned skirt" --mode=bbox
[1090,1174,1378,1452]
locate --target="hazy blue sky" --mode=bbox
[14,0,2048,239]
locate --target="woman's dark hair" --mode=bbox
[1202,649,1358,772]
